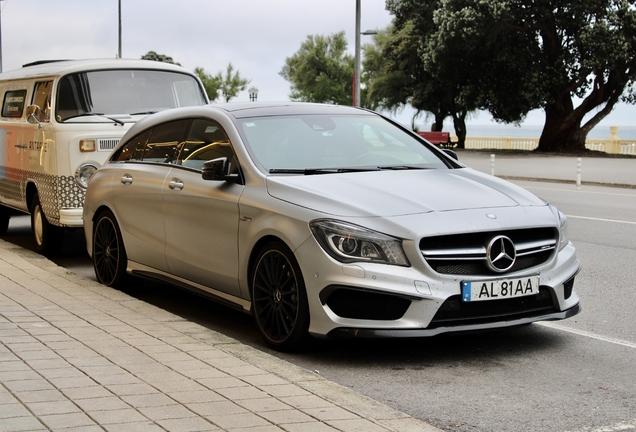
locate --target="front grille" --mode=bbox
[98,138,120,151]
[428,286,557,328]
[324,288,411,321]
[420,228,558,276]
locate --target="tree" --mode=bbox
[280,32,354,105]
[363,20,476,147]
[140,51,181,65]
[195,64,250,103]
[388,0,636,152]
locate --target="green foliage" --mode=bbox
[195,64,250,103]
[387,0,636,152]
[140,51,181,66]
[280,32,354,105]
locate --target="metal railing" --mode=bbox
[462,126,636,155]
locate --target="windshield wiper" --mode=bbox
[63,112,124,126]
[377,165,429,170]
[128,110,158,116]
[269,167,381,175]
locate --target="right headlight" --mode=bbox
[309,219,410,266]
[556,208,570,251]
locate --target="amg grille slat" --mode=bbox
[420,228,557,276]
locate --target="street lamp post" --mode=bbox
[353,0,377,107]
[118,0,122,58]
[0,0,5,73]
[248,87,259,102]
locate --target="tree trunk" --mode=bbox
[452,109,467,149]
[536,102,587,153]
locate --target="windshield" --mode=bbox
[238,114,449,173]
[56,69,206,122]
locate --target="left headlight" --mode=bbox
[75,162,100,188]
[309,219,410,266]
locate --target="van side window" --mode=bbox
[179,119,237,172]
[2,89,27,118]
[32,81,53,122]
[112,129,152,162]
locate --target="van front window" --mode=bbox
[56,69,206,122]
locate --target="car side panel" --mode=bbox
[162,166,244,297]
[108,163,170,272]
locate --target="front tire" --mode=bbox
[30,194,63,257]
[93,210,130,289]
[0,206,10,236]
[251,241,310,352]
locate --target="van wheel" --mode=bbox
[30,195,63,257]
[0,206,9,236]
[93,210,130,289]
[250,241,310,352]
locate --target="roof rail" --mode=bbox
[22,59,71,68]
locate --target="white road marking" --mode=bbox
[538,322,636,349]
[566,215,636,225]
[563,419,636,432]
[521,184,636,198]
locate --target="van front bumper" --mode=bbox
[59,208,84,227]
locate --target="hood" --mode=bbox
[266,168,546,217]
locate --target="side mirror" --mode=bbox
[201,157,240,183]
[442,149,458,160]
[25,105,43,128]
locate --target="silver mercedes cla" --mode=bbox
[83,102,581,351]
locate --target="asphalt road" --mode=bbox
[2,179,635,432]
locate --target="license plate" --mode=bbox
[461,276,539,302]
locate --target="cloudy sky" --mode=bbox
[1,0,633,132]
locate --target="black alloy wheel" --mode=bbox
[93,210,130,288]
[251,242,310,351]
[30,194,63,257]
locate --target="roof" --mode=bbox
[0,58,195,81]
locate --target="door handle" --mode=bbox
[15,144,27,149]
[120,174,133,185]
[168,178,184,191]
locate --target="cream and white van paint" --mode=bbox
[0,59,208,254]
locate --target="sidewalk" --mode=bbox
[0,240,440,432]
[456,150,636,188]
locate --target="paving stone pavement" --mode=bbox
[0,240,441,432]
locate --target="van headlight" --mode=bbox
[75,163,100,188]
[310,219,410,266]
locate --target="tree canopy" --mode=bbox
[140,51,181,65]
[386,0,636,152]
[195,64,250,103]
[280,32,355,105]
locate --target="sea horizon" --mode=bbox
[443,124,636,140]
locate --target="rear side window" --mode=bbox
[112,119,190,163]
[2,89,27,118]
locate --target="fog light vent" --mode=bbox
[563,276,575,300]
[324,288,411,321]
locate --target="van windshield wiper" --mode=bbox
[128,110,158,115]
[377,165,429,170]
[269,167,381,175]
[63,112,124,126]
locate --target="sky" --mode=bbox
[1,0,634,134]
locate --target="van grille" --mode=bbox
[98,139,120,151]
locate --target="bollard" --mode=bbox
[490,154,495,176]
[576,158,582,189]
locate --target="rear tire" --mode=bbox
[251,241,310,352]
[30,194,63,257]
[92,210,131,289]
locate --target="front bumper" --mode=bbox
[295,233,581,339]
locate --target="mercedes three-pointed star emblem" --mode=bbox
[486,235,516,272]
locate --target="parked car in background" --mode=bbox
[0,59,208,255]
[83,102,581,351]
